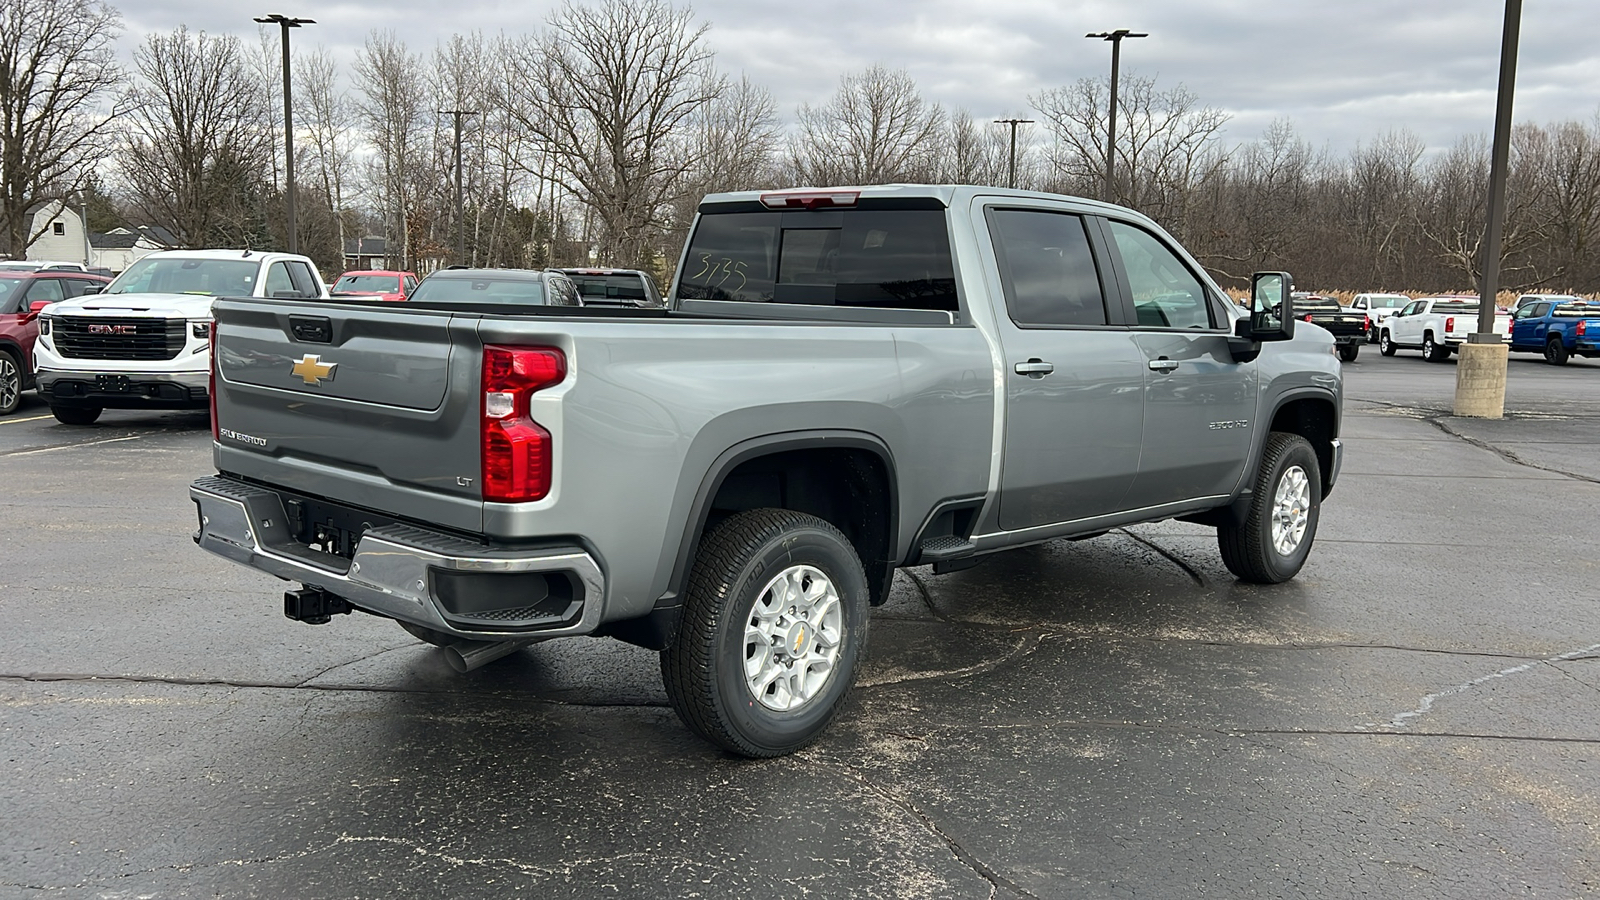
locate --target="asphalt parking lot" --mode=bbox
[3,350,1599,899]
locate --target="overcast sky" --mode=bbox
[113,0,1600,157]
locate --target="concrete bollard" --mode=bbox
[1453,340,1509,418]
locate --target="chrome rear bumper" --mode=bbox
[190,475,605,640]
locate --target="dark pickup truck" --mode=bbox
[1294,294,1367,362]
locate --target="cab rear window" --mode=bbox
[678,209,957,311]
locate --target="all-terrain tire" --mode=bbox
[1545,337,1570,366]
[662,508,869,758]
[1218,432,1322,584]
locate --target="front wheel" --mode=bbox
[662,508,869,758]
[1218,432,1322,584]
[1338,343,1359,363]
[1545,338,1570,366]
[1379,331,1396,356]
[50,404,102,425]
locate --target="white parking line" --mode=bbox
[6,435,143,455]
[0,414,54,425]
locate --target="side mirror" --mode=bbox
[82,284,103,295]
[1238,271,1295,342]
[29,300,52,313]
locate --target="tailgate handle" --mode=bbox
[290,315,332,343]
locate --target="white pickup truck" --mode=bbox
[1378,296,1510,362]
[33,249,328,424]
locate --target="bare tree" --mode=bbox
[940,109,1014,187]
[1032,73,1228,224]
[0,0,121,256]
[299,45,358,273]
[352,30,428,269]
[507,0,723,268]
[789,65,944,187]
[122,26,273,248]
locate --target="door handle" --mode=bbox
[1014,359,1054,377]
[1148,358,1180,373]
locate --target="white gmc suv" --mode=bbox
[34,249,328,424]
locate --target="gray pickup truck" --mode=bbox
[192,185,1342,757]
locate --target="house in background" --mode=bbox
[21,200,90,266]
[90,227,173,274]
[343,236,391,271]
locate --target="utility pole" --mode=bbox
[254,14,315,254]
[440,109,478,264]
[1454,0,1521,419]
[1086,29,1148,204]
[996,118,1034,189]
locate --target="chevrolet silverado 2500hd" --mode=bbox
[191,185,1343,757]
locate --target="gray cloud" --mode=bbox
[112,0,1600,154]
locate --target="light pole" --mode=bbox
[1086,29,1147,204]
[440,109,478,264]
[1454,0,1521,419]
[254,14,314,254]
[995,118,1034,189]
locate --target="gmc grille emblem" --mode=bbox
[87,324,137,335]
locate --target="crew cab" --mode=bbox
[1293,293,1367,361]
[1508,298,1600,365]
[33,249,328,424]
[1349,293,1410,343]
[1378,296,1510,362]
[190,185,1343,757]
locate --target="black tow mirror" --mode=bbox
[81,284,104,295]
[1238,271,1295,342]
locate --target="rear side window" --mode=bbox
[410,276,547,306]
[678,209,957,311]
[1107,220,1214,330]
[987,209,1107,327]
[570,274,648,303]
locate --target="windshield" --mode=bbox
[1367,296,1408,308]
[334,274,400,293]
[106,257,260,296]
[409,276,546,306]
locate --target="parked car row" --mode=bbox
[5,251,669,420]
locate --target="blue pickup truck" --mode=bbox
[1508,299,1600,365]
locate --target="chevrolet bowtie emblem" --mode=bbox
[290,354,337,386]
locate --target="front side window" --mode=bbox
[987,209,1107,327]
[24,278,65,304]
[1106,220,1213,330]
[678,209,957,311]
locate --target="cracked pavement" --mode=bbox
[3,352,1600,898]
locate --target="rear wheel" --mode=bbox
[1337,343,1359,363]
[1545,337,1569,366]
[1422,333,1449,362]
[1218,432,1321,584]
[1379,331,1396,356]
[662,508,869,757]
[0,351,20,416]
[50,404,101,425]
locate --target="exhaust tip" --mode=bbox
[443,638,532,673]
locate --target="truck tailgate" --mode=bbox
[211,299,486,533]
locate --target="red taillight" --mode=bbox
[209,324,219,441]
[1363,315,1371,332]
[1445,317,1455,332]
[759,190,861,210]
[1303,313,1314,322]
[481,345,566,502]
[1579,321,1588,337]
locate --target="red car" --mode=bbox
[0,268,112,415]
[330,270,419,302]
